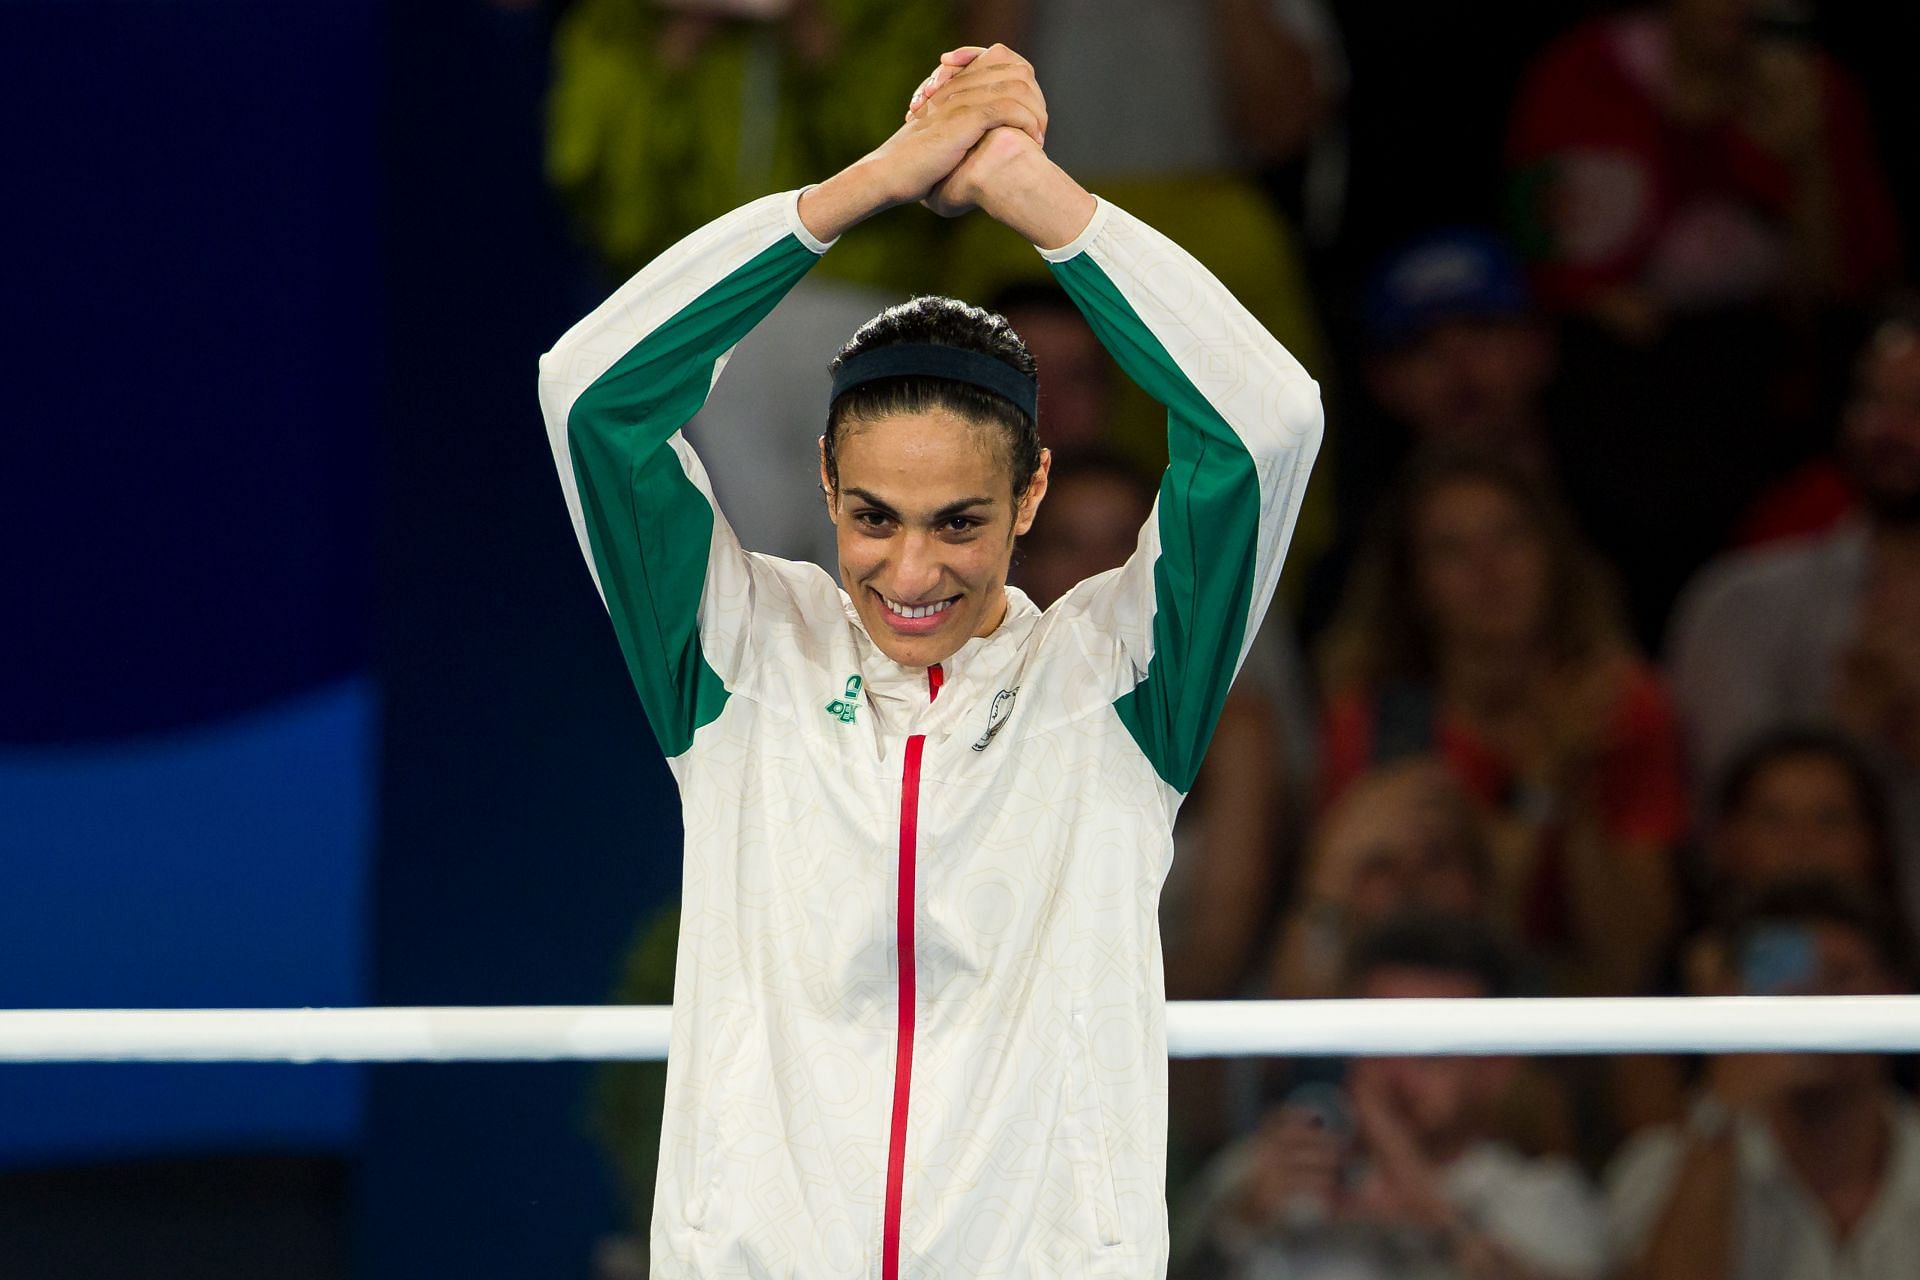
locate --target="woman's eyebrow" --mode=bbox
[843,487,899,516]
[930,496,997,522]
[843,488,997,522]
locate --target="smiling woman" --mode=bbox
[536,41,1322,1280]
[822,299,1051,667]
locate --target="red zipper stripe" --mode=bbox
[882,665,939,1280]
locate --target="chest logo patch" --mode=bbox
[972,686,1019,752]
[825,674,863,725]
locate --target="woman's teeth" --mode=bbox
[883,595,955,620]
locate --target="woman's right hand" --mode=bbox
[797,43,1046,242]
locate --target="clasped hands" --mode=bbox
[894,44,1046,219]
[798,45,1091,252]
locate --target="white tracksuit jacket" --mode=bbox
[538,189,1321,1279]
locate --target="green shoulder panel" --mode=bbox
[1048,254,1264,795]
[567,235,820,758]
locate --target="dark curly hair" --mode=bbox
[1712,724,1903,922]
[1344,910,1520,998]
[824,295,1042,502]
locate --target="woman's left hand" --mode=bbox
[799,43,1048,242]
[896,43,1094,248]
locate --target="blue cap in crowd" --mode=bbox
[1366,228,1533,349]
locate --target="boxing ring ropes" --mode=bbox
[4,998,1920,1063]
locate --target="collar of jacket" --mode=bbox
[839,585,1041,719]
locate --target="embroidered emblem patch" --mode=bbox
[825,674,863,725]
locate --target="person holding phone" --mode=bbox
[538,43,1321,1278]
[1178,913,1607,1280]
[1607,878,1920,1280]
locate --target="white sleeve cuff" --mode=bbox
[1036,196,1110,264]
[786,187,838,255]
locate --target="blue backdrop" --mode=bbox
[3,0,381,1160]
[2,1,683,1273]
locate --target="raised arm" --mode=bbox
[537,194,829,760]
[537,56,1050,759]
[940,126,1324,794]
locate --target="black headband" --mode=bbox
[829,343,1038,421]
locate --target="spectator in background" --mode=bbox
[1304,228,1565,638]
[1620,726,1906,1134]
[1607,878,1920,1280]
[1175,913,1607,1280]
[1363,230,1557,472]
[1700,727,1903,934]
[1014,451,1153,613]
[1307,226,1720,654]
[1269,761,1493,1002]
[1505,1,1904,641]
[1265,762,1579,1162]
[1669,299,1920,931]
[987,281,1112,459]
[1508,0,1898,333]
[1319,451,1686,997]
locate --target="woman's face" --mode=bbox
[1410,479,1551,653]
[1719,754,1877,890]
[824,408,1048,668]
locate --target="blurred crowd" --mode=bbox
[546,2,1920,1276]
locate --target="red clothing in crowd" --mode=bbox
[1507,13,1899,313]
[1320,661,1688,947]
[1734,458,1857,549]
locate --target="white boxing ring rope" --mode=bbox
[3,998,1920,1064]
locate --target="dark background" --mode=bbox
[5,1,678,1274]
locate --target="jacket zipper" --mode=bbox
[881,663,940,1280]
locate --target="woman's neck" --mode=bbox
[970,586,1011,640]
